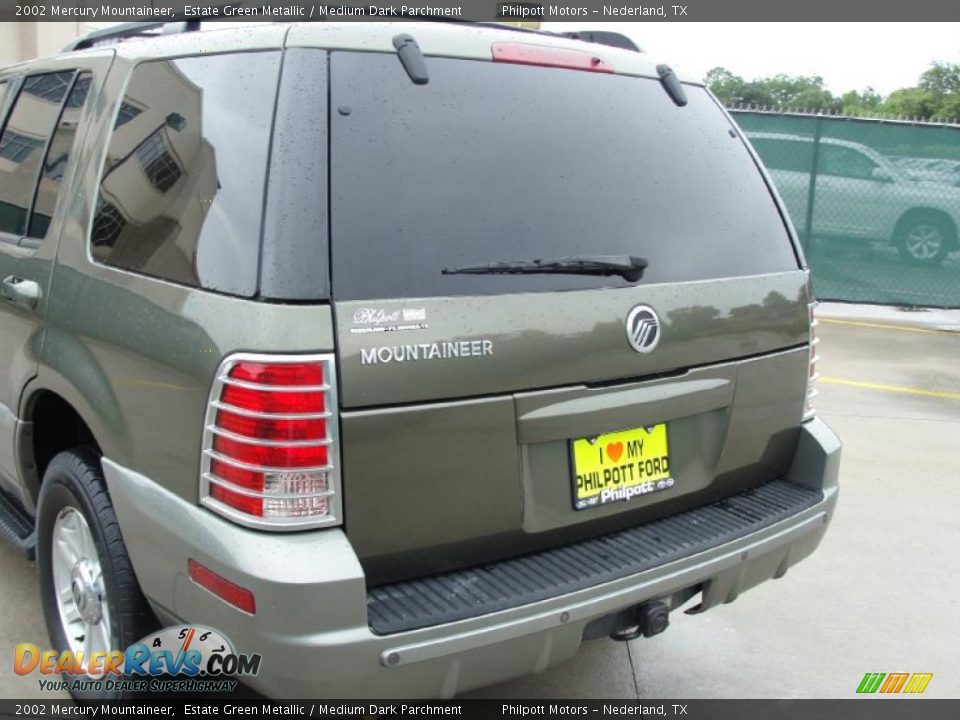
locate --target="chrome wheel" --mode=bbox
[51,507,112,667]
[904,224,944,260]
[38,449,156,699]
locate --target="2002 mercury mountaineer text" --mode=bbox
[0,21,840,698]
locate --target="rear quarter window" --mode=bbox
[329,53,800,301]
[90,52,281,297]
[27,72,93,245]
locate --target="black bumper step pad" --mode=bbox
[367,480,821,635]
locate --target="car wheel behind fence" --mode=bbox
[896,216,953,267]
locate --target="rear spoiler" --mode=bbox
[65,18,642,55]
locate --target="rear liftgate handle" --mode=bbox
[1,276,41,310]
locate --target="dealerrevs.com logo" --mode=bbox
[14,625,261,694]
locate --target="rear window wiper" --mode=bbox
[442,255,648,283]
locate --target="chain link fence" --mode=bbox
[730,109,960,308]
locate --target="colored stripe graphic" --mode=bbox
[857,673,885,693]
[857,672,933,694]
[904,673,934,694]
[880,673,909,693]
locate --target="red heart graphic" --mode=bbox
[606,442,624,463]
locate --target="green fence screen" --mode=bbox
[731,110,960,308]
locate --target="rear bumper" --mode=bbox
[103,417,840,699]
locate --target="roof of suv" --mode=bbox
[49,21,699,85]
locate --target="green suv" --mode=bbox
[0,21,840,699]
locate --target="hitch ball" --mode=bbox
[610,600,671,641]
[639,600,670,638]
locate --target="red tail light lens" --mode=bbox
[200,354,340,530]
[216,409,327,442]
[210,458,262,491]
[227,361,324,386]
[220,384,325,414]
[209,484,263,518]
[212,435,328,469]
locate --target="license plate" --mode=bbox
[571,424,674,511]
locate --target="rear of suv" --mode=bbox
[0,22,840,699]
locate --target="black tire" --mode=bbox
[895,215,954,267]
[36,448,156,700]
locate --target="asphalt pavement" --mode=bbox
[2,303,958,699]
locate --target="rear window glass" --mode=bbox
[330,53,798,301]
[91,52,280,296]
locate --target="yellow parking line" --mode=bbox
[819,318,959,337]
[820,376,960,401]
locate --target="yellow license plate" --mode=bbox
[571,424,674,510]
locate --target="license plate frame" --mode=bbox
[570,424,674,511]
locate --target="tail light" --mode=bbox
[805,302,820,420]
[491,42,614,74]
[200,353,340,530]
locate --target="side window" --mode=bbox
[25,72,93,246]
[91,52,281,297]
[0,71,74,240]
[818,145,880,181]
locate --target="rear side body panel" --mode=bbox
[26,27,330,506]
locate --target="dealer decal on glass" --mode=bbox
[571,424,674,510]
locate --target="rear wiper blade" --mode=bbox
[442,255,648,283]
